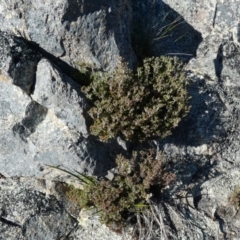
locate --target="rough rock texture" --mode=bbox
[0,176,128,240]
[0,32,95,178]
[0,0,136,71]
[163,0,240,80]
[157,0,240,239]
[162,0,217,38]
[32,59,87,137]
[1,0,240,239]
[0,30,127,239]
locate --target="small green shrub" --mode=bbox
[57,149,175,228]
[82,56,190,142]
[229,186,240,208]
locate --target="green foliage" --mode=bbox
[82,56,190,142]
[229,186,240,208]
[47,164,96,185]
[55,149,175,227]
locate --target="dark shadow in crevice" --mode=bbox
[22,39,92,87]
[193,194,202,209]
[214,212,226,237]
[131,0,203,63]
[85,136,126,177]
[214,44,223,78]
[0,32,42,95]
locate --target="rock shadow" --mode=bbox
[157,77,229,215]
[163,77,227,148]
[85,137,128,177]
[0,31,42,95]
[214,44,223,78]
[13,101,48,141]
[24,38,92,87]
[131,0,203,63]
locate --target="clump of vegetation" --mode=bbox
[52,149,175,228]
[82,56,190,142]
[229,186,240,208]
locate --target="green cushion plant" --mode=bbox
[82,56,190,142]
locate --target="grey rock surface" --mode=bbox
[163,0,240,80]
[0,31,125,239]
[0,33,95,178]
[0,176,127,240]
[32,58,88,136]
[1,0,240,239]
[0,0,136,71]
[155,0,240,239]
[162,0,217,38]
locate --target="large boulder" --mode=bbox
[0,0,136,71]
[0,32,94,178]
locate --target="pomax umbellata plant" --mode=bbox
[82,56,190,142]
[49,149,175,229]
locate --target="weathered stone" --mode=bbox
[1,0,240,239]
[0,177,127,240]
[196,170,240,239]
[163,0,240,81]
[155,0,240,239]
[163,0,217,38]
[0,0,136,71]
[32,58,88,136]
[0,33,94,178]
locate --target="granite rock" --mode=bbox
[0,176,128,240]
[0,33,94,178]
[1,0,240,239]
[0,0,136,71]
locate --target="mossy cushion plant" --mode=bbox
[82,56,190,142]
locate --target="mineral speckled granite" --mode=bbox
[1,0,240,239]
[0,0,136,71]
